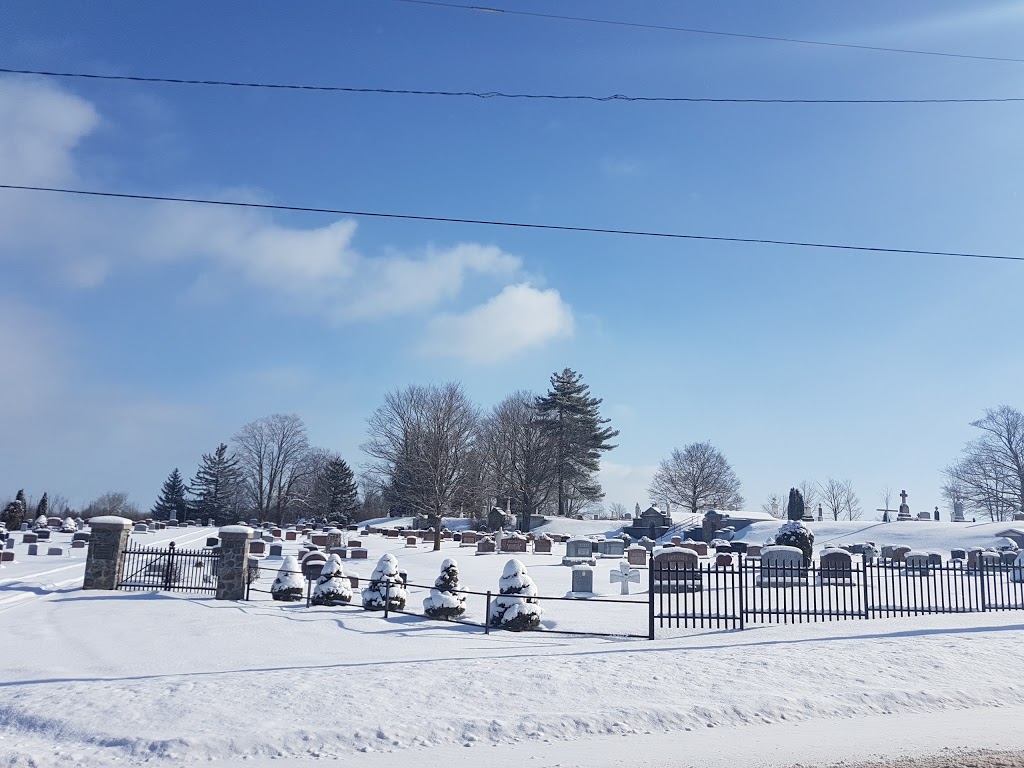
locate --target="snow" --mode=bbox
[219,524,253,535]
[86,515,132,526]
[6,522,1024,766]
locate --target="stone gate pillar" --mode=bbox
[83,516,133,590]
[216,525,252,600]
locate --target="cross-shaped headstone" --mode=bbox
[900,489,908,505]
[610,561,641,595]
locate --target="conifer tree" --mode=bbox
[535,368,619,517]
[423,558,467,620]
[3,498,25,529]
[15,489,27,518]
[152,468,190,521]
[313,456,360,524]
[190,444,243,525]
[36,492,49,519]
[786,487,805,522]
[488,559,542,631]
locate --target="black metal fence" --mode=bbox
[650,556,1024,633]
[118,541,219,593]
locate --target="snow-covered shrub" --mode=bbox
[774,520,814,565]
[61,517,77,533]
[362,553,407,611]
[423,558,466,620]
[271,556,305,602]
[311,554,353,606]
[34,514,48,530]
[489,559,542,631]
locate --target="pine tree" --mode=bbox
[361,553,407,611]
[2,499,25,529]
[535,369,619,517]
[311,554,353,606]
[36,492,49,520]
[786,487,805,522]
[423,558,467,620]
[488,559,542,630]
[271,556,305,602]
[313,456,360,524]
[190,444,243,525]
[152,468,190,521]
[15,489,27,518]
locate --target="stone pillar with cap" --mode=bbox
[83,516,133,590]
[216,525,252,600]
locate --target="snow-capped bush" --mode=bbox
[61,517,77,533]
[489,559,542,631]
[34,514,48,530]
[774,520,814,564]
[311,554,353,606]
[362,553,407,611]
[271,556,305,602]
[423,558,467,620]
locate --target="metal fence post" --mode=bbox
[737,553,746,631]
[164,542,176,591]
[383,577,390,619]
[979,557,988,611]
[485,590,492,634]
[862,559,871,619]
[648,562,655,640]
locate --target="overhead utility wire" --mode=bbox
[2,67,1021,104]
[1,183,1019,264]
[392,0,1024,65]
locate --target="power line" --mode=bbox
[391,0,1024,65]
[1,183,1020,264]
[2,66,1022,105]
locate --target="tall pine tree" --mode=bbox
[313,456,360,524]
[535,368,619,517]
[152,468,190,521]
[190,444,243,525]
[36,492,49,519]
[787,487,805,521]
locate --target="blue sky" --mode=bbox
[1,0,1022,516]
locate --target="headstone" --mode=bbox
[350,548,368,559]
[746,544,762,558]
[475,537,496,555]
[896,489,912,521]
[715,553,733,567]
[533,536,553,554]
[892,546,912,563]
[35,530,50,540]
[47,547,64,556]
[347,539,362,548]
[596,539,625,558]
[571,565,594,595]
[671,536,682,546]
[1012,551,1024,583]
[927,552,943,567]
[916,511,931,521]
[133,523,149,533]
[47,516,62,528]
[500,534,528,553]
[626,545,647,566]
[952,502,965,523]
[23,532,37,544]
[311,534,329,547]
[819,549,853,584]
[652,548,701,593]
[759,545,806,585]
[639,536,656,552]
[1002,550,1018,565]
[269,543,283,558]
[610,561,641,595]
[27,544,38,556]
[249,540,266,555]
[461,531,479,546]
[881,545,895,561]
[301,551,328,580]
[686,541,709,557]
[20,522,29,531]
[205,537,220,548]
[285,530,297,541]
[71,539,87,549]
[562,537,596,566]
[406,536,418,548]
[271,528,282,538]
[731,541,749,554]
[5,538,14,549]
[0,550,14,562]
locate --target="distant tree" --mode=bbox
[82,492,143,521]
[878,485,895,522]
[311,456,360,524]
[480,391,559,531]
[233,414,313,525]
[535,369,619,517]
[36,492,49,519]
[15,489,27,516]
[786,488,805,521]
[761,493,785,518]
[609,501,629,520]
[152,468,190,521]
[363,382,479,552]
[943,405,1024,521]
[819,477,862,521]
[190,443,244,525]
[2,498,25,529]
[648,441,745,517]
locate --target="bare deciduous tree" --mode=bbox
[82,491,143,521]
[233,413,312,525]
[819,477,862,521]
[362,382,479,551]
[647,441,745,517]
[479,391,558,531]
[878,485,895,521]
[943,405,1024,521]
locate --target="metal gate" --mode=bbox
[118,541,220,593]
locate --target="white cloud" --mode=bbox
[419,283,574,364]
[0,77,544,330]
[599,460,660,511]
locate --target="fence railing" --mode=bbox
[119,541,219,593]
[650,556,1024,633]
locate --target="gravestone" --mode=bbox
[27,544,38,556]
[892,546,912,563]
[746,544,762,558]
[715,553,733,567]
[47,547,64,556]
[476,537,496,555]
[731,541,749,554]
[1012,551,1024,583]
[249,541,266,555]
[406,536,418,548]
[35,530,50,541]
[597,539,625,558]
[626,545,647,566]
[269,543,284,558]
[330,547,348,558]
[347,539,362,548]
[610,561,641,595]
[1002,550,1018,565]
[71,540,86,549]
[952,502,966,523]
[916,511,931,522]
[927,552,943,567]
[206,537,220,548]
[533,536,553,555]
[5,538,15,549]
[271,528,283,539]
[301,551,328,580]
[896,489,912,521]
[0,551,14,562]
[23,533,37,544]
[133,523,149,533]
[350,548,368,559]
[311,534,329,547]
[285,531,297,541]
[47,516,62,528]
[327,528,344,550]
[461,531,479,546]
[639,537,656,552]
[819,549,854,584]
[562,537,596,566]
[501,535,528,553]
[686,541,709,557]
[571,565,594,595]
[652,548,701,593]
[671,536,682,546]
[758,545,806,586]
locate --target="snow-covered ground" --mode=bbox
[4,520,1024,767]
